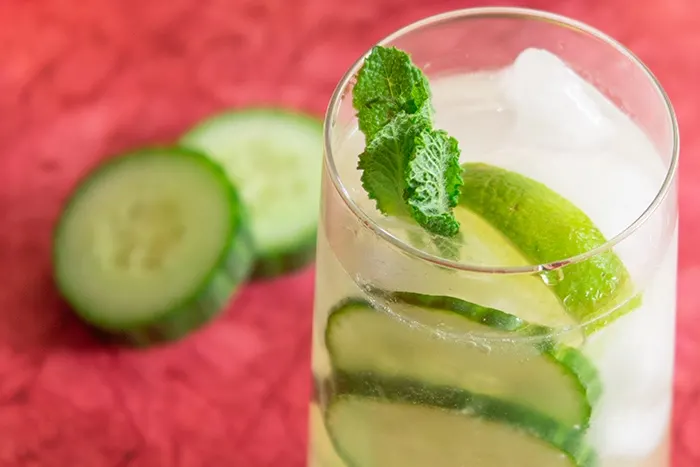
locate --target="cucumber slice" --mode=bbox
[309,403,347,467]
[327,372,596,467]
[180,108,322,278]
[53,147,254,346]
[326,296,600,428]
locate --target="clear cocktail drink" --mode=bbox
[308,8,678,467]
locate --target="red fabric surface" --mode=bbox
[0,0,697,465]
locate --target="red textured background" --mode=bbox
[0,0,697,466]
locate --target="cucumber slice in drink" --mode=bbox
[326,297,599,427]
[327,372,596,467]
[53,147,254,346]
[180,108,322,278]
[459,162,639,333]
[309,403,347,467]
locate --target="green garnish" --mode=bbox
[352,46,432,142]
[357,112,430,218]
[353,46,463,237]
[406,129,462,237]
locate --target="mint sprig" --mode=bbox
[352,46,432,143]
[353,46,463,237]
[406,129,462,237]
[358,112,430,218]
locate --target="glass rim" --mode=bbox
[322,6,680,275]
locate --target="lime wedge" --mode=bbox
[459,162,638,333]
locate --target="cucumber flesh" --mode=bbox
[53,147,254,346]
[180,108,322,278]
[328,372,595,467]
[326,296,600,427]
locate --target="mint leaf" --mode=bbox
[405,129,463,237]
[353,45,463,237]
[352,46,431,142]
[408,229,462,261]
[432,232,462,260]
[358,112,430,217]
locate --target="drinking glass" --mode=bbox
[308,7,679,467]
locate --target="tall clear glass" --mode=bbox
[308,8,678,467]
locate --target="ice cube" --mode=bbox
[502,48,614,149]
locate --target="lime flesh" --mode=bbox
[459,162,638,333]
